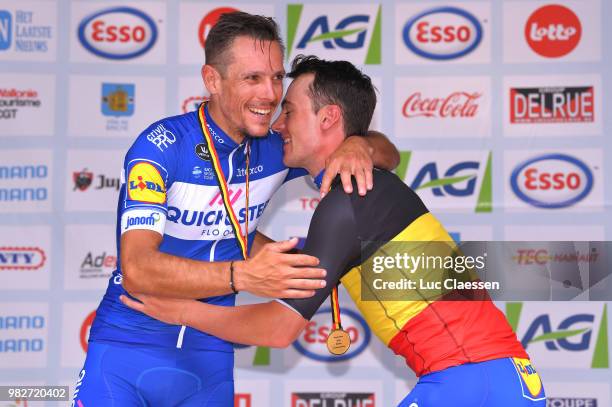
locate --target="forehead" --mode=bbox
[286,74,314,101]
[226,36,284,72]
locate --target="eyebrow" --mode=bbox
[242,70,286,78]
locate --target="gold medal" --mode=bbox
[326,328,351,355]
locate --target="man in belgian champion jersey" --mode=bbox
[122,56,547,406]
[73,12,400,407]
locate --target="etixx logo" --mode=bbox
[403,7,483,60]
[292,307,371,362]
[510,154,593,209]
[78,7,158,60]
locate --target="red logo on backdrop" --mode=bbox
[0,247,46,270]
[510,86,594,124]
[234,393,251,407]
[525,4,581,58]
[199,7,239,49]
[402,91,481,118]
[182,96,209,113]
[80,311,96,353]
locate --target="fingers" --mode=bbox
[340,170,353,194]
[353,167,368,196]
[319,170,334,198]
[267,237,299,253]
[278,253,321,267]
[281,289,316,299]
[120,294,144,312]
[286,278,326,290]
[365,166,374,191]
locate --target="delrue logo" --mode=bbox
[510,86,593,124]
[73,169,120,192]
[506,302,608,369]
[293,307,371,362]
[0,247,46,270]
[402,6,483,60]
[291,392,375,407]
[286,4,382,64]
[510,154,594,209]
[0,87,41,120]
[101,83,134,117]
[395,151,492,213]
[402,91,481,119]
[0,8,53,54]
[525,4,581,58]
[78,7,158,60]
[198,7,238,49]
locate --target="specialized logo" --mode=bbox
[194,143,211,162]
[510,86,593,124]
[402,91,481,118]
[292,307,371,362]
[78,7,158,60]
[147,123,176,152]
[198,7,238,49]
[510,154,593,209]
[402,7,483,60]
[286,4,382,64]
[506,302,609,369]
[0,247,46,270]
[101,83,134,117]
[79,311,96,353]
[291,392,375,407]
[127,162,166,204]
[396,151,492,212]
[525,4,581,58]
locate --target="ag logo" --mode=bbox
[127,162,166,204]
[396,151,492,212]
[506,302,608,368]
[198,7,238,49]
[286,4,382,64]
[195,143,211,162]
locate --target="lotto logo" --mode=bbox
[525,4,581,58]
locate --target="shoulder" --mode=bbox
[128,112,198,160]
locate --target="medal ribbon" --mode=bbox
[197,102,250,260]
[330,285,343,330]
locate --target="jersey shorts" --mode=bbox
[397,357,546,407]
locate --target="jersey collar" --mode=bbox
[313,170,325,189]
[203,103,242,151]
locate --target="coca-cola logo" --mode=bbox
[525,4,581,58]
[402,91,482,118]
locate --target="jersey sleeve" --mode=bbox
[120,120,179,236]
[278,188,361,320]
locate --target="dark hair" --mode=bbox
[287,55,376,136]
[205,11,284,73]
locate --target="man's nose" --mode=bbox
[271,114,284,132]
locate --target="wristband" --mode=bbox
[229,261,239,294]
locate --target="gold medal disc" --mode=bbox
[326,329,351,355]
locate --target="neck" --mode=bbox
[207,99,246,144]
[305,136,343,177]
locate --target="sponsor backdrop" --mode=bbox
[0,0,610,405]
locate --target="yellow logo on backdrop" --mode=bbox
[128,163,166,204]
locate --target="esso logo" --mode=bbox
[403,7,482,60]
[525,4,581,58]
[80,310,96,353]
[292,307,371,362]
[510,154,593,209]
[199,7,238,49]
[78,7,158,60]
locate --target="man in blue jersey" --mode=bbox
[72,11,399,407]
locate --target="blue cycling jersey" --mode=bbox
[89,105,306,351]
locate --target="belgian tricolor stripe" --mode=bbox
[197,102,249,260]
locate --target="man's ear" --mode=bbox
[319,105,342,131]
[202,64,222,94]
